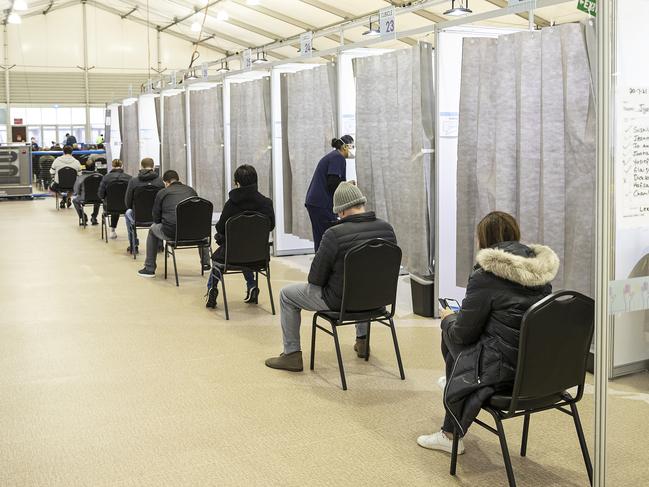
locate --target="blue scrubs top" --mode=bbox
[305,150,347,210]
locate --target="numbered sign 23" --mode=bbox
[379,6,396,36]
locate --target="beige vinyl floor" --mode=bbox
[1,197,648,486]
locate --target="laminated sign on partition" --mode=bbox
[379,6,396,37]
[618,87,649,228]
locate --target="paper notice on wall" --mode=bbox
[440,112,459,137]
[618,87,649,227]
[609,276,649,314]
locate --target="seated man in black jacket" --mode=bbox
[206,165,275,308]
[137,170,210,278]
[265,183,397,372]
[124,157,164,254]
[71,159,101,225]
[98,159,132,239]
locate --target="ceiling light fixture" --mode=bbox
[13,0,28,11]
[7,13,21,24]
[444,0,472,16]
[252,51,268,64]
[185,70,198,81]
[216,10,229,21]
[216,61,230,73]
[362,16,380,36]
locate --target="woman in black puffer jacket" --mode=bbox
[417,211,559,455]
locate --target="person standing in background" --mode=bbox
[96,134,105,144]
[65,133,77,147]
[30,137,39,151]
[304,135,354,251]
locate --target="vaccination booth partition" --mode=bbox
[281,64,337,242]
[162,92,188,182]
[354,43,435,277]
[229,78,272,198]
[454,23,596,296]
[190,86,225,209]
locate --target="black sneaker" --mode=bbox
[59,200,66,209]
[205,286,218,308]
[66,199,72,208]
[244,287,259,304]
[202,264,212,272]
[137,268,155,278]
[127,245,139,255]
[91,217,98,226]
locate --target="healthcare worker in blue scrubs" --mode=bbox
[304,135,354,251]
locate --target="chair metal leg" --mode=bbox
[132,227,138,260]
[570,403,594,486]
[221,273,230,320]
[104,215,109,243]
[450,429,460,476]
[388,318,405,380]
[172,248,179,287]
[331,324,347,390]
[266,266,276,315]
[56,192,59,210]
[521,414,530,457]
[365,321,371,361]
[310,314,317,371]
[164,243,168,279]
[201,246,206,276]
[488,409,517,487]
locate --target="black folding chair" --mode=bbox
[94,157,108,176]
[101,180,129,242]
[77,173,103,228]
[54,166,77,210]
[130,185,161,259]
[37,155,54,191]
[449,290,595,487]
[164,197,213,287]
[310,238,405,390]
[214,211,275,321]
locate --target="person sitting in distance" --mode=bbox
[71,158,100,225]
[206,164,275,309]
[265,183,396,372]
[50,145,81,209]
[98,159,132,238]
[137,170,210,278]
[416,211,559,456]
[124,157,164,255]
[87,143,107,172]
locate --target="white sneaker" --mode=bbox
[110,229,117,239]
[437,376,447,390]
[417,430,465,455]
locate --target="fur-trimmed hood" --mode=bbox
[476,242,559,288]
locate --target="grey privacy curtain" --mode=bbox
[455,23,596,295]
[121,102,139,176]
[190,86,225,209]
[230,78,272,197]
[282,64,337,240]
[162,93,187,182]
[354,44,435,276]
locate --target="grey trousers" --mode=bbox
[281,283,368,354]
[144,223,210,273]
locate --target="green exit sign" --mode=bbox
[577,0,597,16]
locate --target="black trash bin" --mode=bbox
[410,274,435,317]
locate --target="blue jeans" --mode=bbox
[125,209,136,247]
[207,265,256,291]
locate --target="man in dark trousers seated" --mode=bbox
[137,170,210,278]
[206,164,275,308]
[98,159,132,238]
[265,183,397,372]
[71,158,100,225]
[124,157,164,254]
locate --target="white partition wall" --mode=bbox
[138,95,160,168]
[108,104,121,163]
[121,100,140,176]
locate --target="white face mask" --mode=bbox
[346,144,356,159]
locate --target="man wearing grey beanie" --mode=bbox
[266,182,397,372]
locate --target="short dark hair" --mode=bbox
[63,145,73,154]
[141,157,154,169]
[234,164,257,187]
[477,211,521,249]
[85,159,96,171]
[97,143,104,150]
[163,170,179,183]
[331,135,354,150]
[65,133,70,136]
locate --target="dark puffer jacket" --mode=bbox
[98,168,132,200]
[212,184,275,263]
[125,169,164,209]
[442,241,559,436]
[308,211,397,310]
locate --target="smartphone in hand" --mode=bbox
[438,298,461,312]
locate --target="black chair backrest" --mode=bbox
[174,197,213,243]
[225,212,272,265]
[38,156,54,179]
[58,166,78,190]
[94,157,107,166]
[81,173,103,203]
[132,185,161,225]
[508,290,595,412]
[340,239,402,316]
[104,180,129,213]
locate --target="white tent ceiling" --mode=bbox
[1,0,588,64]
